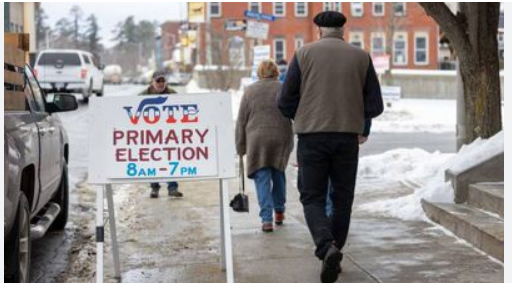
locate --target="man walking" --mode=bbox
[278,11,383,282]
[140,70,183,199]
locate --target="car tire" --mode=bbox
[4,193,31,283]
[96,82,104,97]
[82,81,93,103]
[50,165,69,230]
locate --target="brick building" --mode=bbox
[198,2,439,70]
[160,21,182,62]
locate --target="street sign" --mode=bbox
[225,19,247,31]
[188,2,206,23]
[246,20,269,40]
[244,10,276,22]
[251,45,271,81]
[88,93,236,183]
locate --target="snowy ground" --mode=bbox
[357,131,504,221]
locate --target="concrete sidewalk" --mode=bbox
[102,166,503,283]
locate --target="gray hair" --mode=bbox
[319,27,344,35]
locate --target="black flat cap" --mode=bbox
[313,11,347,28]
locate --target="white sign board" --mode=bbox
[245,20,269,40]
[381,86,402,101]
[88,93,236,184]
[251,45,271,81]
[373,55,390,74]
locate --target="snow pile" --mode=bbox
[358,149,455,221]
[358,148,453,186]
[358,130,504,221]
[372,99,456,133]
[447,131,504,173]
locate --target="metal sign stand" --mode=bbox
[96,181,234,283]
[96,184,121,283]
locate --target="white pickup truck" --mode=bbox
[33,49,105,103]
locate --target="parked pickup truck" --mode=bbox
[33,49,105,103]
[4,65,78,282]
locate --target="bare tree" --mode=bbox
[202,24,247,91]
[420,2,502,143]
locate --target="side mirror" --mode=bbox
[99,64,105,70]
[47,93,78,113]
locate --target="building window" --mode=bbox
[394,2,406,16]
[249,2,261,13]
[295,2,308,17]
[323,2,330,11]
[295,37,304,50]
[274,38,286,62]
[333,2,341,12]
[393,32,407,65]
[373,2,384,16]
[351,2,364,17]
[274,2,286,16]
[371,33,385,57]
[349,32,364,49]
[414,33,428,65]
[209,2,221,17]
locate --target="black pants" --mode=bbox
[297,133,359,260]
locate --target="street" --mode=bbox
[28,84,494,283]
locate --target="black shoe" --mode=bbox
[168,187,183,197]
[150,188,159,198]
[321,245,343,283]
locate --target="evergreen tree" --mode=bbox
[85,14,102,57]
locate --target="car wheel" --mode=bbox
[50,165,69,230]
[96,82,104,97]
[4,193,31,283]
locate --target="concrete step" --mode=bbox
[467,182,504,217]
[422,200,504,262]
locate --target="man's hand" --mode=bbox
[358,135,368,145]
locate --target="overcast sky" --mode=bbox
[42,2,188,48]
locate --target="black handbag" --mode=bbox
[230,156,249,212]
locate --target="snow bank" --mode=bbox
[358,149,455,221]
[372,99,456,133]
[358,148,453,186]
[447,131,504,173]
[358,131,504,221]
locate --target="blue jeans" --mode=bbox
[150,182,178,190]
[252,168,286,223]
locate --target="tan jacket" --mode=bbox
[292,32,370,134]
[235,79,294,177]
